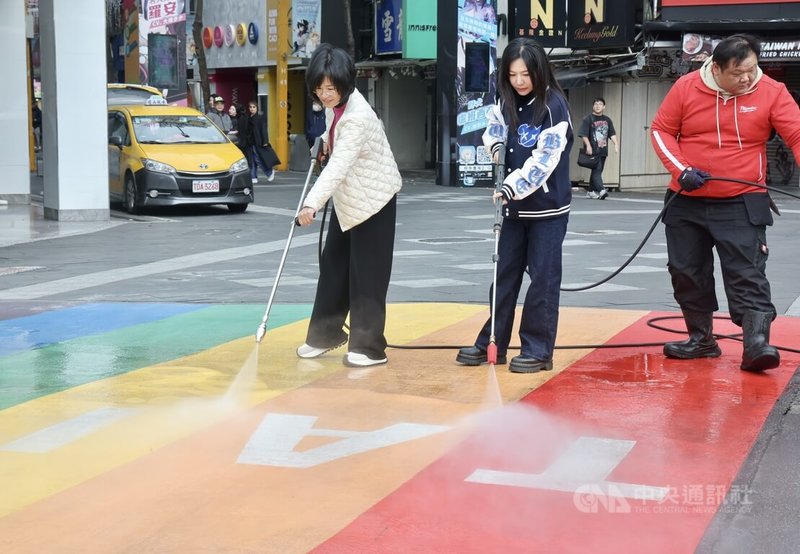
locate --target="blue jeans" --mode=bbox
[248,146,272,179]
[474,216,568,360]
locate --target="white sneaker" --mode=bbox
[343,352,387,367]
[598,189,608,200]
[267,169,275,182]
[251,178,258,184]
[296,340,346,359]
[586,191,600,199]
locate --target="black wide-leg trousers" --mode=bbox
[305,195,397,359]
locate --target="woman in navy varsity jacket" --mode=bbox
[457,38,573,373]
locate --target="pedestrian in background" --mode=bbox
[456,37,573,373]
[31,99,42,152]
[227,103,245,147]
[244,100,278,184]
[578,97,618,199]
[295,44,402,368]
[207,96,232,134]
[305,99,326,149]
[651,34,800,372]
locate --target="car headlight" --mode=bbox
[141,158,176,174]
[230,158,249,173]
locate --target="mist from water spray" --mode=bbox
[142,344,255,428]
[222,344,260,403]
[482,364,503,410]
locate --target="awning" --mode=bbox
[554,59,640,89]
[645,19,800,33]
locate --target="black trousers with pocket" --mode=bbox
[663,192,775,326]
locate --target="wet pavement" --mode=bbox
[1,171,799,552]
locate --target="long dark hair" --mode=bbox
[497,38,565,129]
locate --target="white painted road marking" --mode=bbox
[0,235,319,300]
[1,407,135,453]
[237,413,449,468]
[466,436,669,501]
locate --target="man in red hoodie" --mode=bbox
[651,34,800,372]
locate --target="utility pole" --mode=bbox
[275,0,289,170]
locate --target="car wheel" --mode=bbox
[125,175,141,215]
[228,203,248,213]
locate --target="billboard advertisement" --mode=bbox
[291,0,321,58]
[456,0,498,187]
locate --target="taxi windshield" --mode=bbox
[132,115,227,144]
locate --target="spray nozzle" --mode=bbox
[255,323,266,343]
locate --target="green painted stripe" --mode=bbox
[0,303,311,410]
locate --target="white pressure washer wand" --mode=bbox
[487,143,506,366]
[255,136,324,343]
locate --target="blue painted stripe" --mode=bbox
[0,303,312,410]
[0,303,207,357]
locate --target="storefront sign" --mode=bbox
[142,0,186,30]
[375,0,402,55]
[267,0,278,59]
[664,0,800,5]
[403,0,437,59]
[236,23,247,46]
[248,22,259,44]
[566,0,635,49]
[681,33,716,63]
[457,0,498,187]
[202,26,213,49]
[515,0,567,48]
[762,39,800,60]
[224,24,235,47]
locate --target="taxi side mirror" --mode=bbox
[109,136,123,147]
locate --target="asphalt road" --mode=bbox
[13,171,800,319]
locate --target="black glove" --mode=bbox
[677,167,711,192]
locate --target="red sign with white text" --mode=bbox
[663,0,799,5]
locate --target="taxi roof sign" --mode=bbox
[145,95,168,106]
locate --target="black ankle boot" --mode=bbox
[741,310,780,372]
[663,311,722,359]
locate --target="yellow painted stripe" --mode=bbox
[0,303,485,516]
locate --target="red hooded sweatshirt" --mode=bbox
[651,58,800,197]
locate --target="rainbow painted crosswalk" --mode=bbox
[1,302,797,553]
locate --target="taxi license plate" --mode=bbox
[193,179,220,193]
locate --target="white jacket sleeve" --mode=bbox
[482,103,507,156]
[303,118,367,212]
[500,121,570,201]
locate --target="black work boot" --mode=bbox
[663,311,722,359]
[456,346,507,366]
[741,310,780,372]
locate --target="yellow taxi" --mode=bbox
[107,96,252,213]
[107,83,165,106]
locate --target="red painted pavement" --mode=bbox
[314,313,800,553]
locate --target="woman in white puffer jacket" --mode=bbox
[295,44,402,368]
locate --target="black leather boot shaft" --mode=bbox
[663,311,722,359]
[741,310,780,372]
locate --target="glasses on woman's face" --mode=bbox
[314,86,338,98]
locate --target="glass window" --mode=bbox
[132,115,228,144]
[108,113,129,145]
